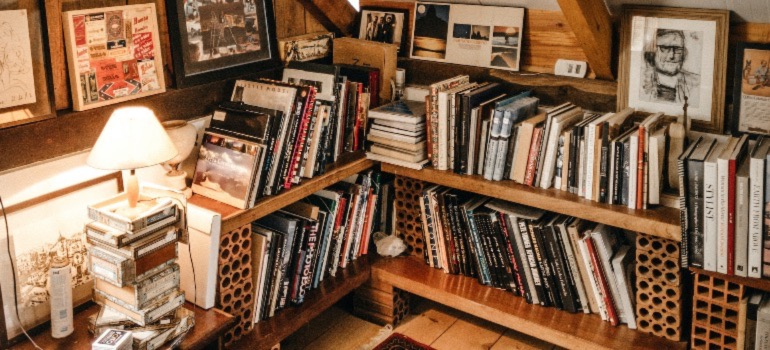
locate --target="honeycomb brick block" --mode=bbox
[218,224,255,346]
[691,273,743,350]
[636,233,683,341]
[394,176,426,258]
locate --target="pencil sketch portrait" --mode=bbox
[0,10,36,109]
[640,28,702,107]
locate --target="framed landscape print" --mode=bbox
[0,173,122,346]
[618,6,729,133]
[166,0,281,88]
[409,2,524,71]
[62,4,166,111]
[732,42,770,136]
[0,1,56,129]
[357,7,409,55]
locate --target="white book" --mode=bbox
[371,123,424,137]
[578,236,608,321]
[438,83,475,170]
[180,203,222,309]
[578,138,587,197]
[373,119,426,132]
[251,228,272,322]
[703,143,724,272]
[365,152,430,170]
[584,112,615,201]
[749,137,769,278]
[611,245,636,329]
[484,108,505,180]
[735,156,751,277]
[590,225,627,324]
[369,129,423,143]
[647,127,667,205]
[539,108,582,189]
[756,295,770,350]
[717,137,739,274]
[627,133,639,209]
[556,217,590,314]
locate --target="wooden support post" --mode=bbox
[297,0,357,36]
[555,0,614,80]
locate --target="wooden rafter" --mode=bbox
[556,0,614,80]
[297,0,357,36]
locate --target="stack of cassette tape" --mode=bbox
[84,192,194,350]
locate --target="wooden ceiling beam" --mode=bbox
[556,0,614,80]
[297,0,357,36]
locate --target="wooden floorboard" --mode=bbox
[281,306,348,350]
[395,302,462,346]
[490,329,557,350]
[431,317,507,350]
[304,312,383,350]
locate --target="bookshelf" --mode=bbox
[380,163,681,241]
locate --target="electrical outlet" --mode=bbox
[554,59,588,78]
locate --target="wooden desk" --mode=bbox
[10,303,234,350]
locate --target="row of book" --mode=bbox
[741,290,770,349]
[192,61,381,209]
[365,99,430,169]
[424,75,682,211]
[682,134,770,278]
[418,186,637,328]
[250,171,389,323]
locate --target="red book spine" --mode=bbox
[360,192,377,256]
[635,127,646,210]
[585,236,619,326]
[339,193,358,269]
[727,158,737,275]
[524,127,544,186]
[284,88,317,189]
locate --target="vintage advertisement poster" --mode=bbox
[736,48,770,135]
[64,4,165,111]
[0,10,37,109]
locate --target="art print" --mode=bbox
[731,42,770,136]
[279,32,333,63]
[357,8,408,54]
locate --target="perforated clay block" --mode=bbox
[218,224,255,346]
[690,272,743,350]
[394,176,425,258]
[636,233,683,341]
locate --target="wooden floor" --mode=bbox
[282,299,559,350]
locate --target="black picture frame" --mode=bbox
[0,0,56,129]
[357,6,410,56]
[165,0,282,88]
[731,41,770,136]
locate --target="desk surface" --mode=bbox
[10,303,234,350]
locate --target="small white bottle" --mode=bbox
[49,256,73,338]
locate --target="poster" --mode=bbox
[0,10,36,109]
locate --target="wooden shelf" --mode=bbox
[189,152,374,233]
[9,302,234,350]
[373,257,686,350]
[381,163,681,242]
[229,256,372,350]
[690,267,770,292]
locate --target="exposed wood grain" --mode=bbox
[190,154,374,234]
[554,0,613,80]
[303,312,383,350]
[731,22,770,43]
[228,257,372,350]
[431,317,506,350]
[44,0,70,110]
[304,10,328,34]
[395,303,461,346]
[380,163,680,241]
[275,0,307,38]
[373,257,688,350]
[490,329,556,350]
[281,307,348,350]
[522,10,593,78]
[9,303,234,350]
[297,0,357,36]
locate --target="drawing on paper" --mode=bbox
[0,10,36,110]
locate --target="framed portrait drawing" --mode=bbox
[0,173,122,346]
[166,0,281,88]
[618,6,729,133]
[357,7,409,55]
[732,42,770,136]
[0,0,56,129]
[62,4,166,111]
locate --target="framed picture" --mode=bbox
[731,42,770,136]
[0,173,122,346]
[62,4,166,111]
[166,0,281,88]
[618,6,729,133]
[0,0,56,129]
[278,32,334,64]
[357,7,409,55]
[409,2,524,71]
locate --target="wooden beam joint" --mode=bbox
[556,0,614,80]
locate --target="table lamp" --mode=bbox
[87,107,178,217]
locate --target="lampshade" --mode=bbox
[87,107,178,170]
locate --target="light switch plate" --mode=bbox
[554,59,588,78]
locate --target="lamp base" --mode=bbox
[166,171,192,199]
[112,200,157,220]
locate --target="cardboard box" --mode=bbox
[333,38,397,103]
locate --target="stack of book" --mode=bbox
[250,171,389,323]
[366,100,429,169]
[85,191,193,350]
[419,187,637,328]
[191,61,380,209]
[739,290,770,349]
[683,135,770,277]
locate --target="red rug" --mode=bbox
[373,333,436,350]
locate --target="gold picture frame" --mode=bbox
[618,6,729,133]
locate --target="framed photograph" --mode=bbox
[0,0,56,129]
[166,0,281,88]
[731,42,770,136]
[278,32,334,64]
[618,6,729,133]
[62,4,166,111]
[409,2,524,71]
[357,7,409,55]
[0,173,122,346]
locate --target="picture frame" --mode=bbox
[61,4,167,111]
[0,172,122,347]
[731,42,770,136]
[166,0,281,88]
[357,7,409,55]
[0,0,56,129]
[618,5,729,133]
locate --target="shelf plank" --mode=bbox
[690,267,770,293]
[381,163,680,241]
[189,153,374,233]
[9,302,234,350]
[229,257,372,350]
[373,257,687,350]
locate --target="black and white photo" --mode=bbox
[358,8,408,54]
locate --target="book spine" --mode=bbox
[286,88,317,188]
[612,141,625,205]
[524,127,544,186]
[518,219,546,305]
[717,158,729,274]
[299,102,320,179]
[296,224,318,304]
[585,237,619,326]
[749,156,765,278]
[459,97,472,174]
[499,213,526,296]
[764,153,770,278]
[509,215,535,304]
[469,211,491,284]
[702,160,717,270]
[490,216,515,291]
[598,123,610,203]
[677,151,689,268]
[530,223,557,307]
[429,90,438,167]
[627,134,638,209]
[621,139,631,206]
[635,127,646,209]
[567,126,580,193]
[277,94,306,193]
[727,158,737,275]
[736,170,750,277]
[504,126,519,180]
[544,224,577,312]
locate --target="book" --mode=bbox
[611,245,636,329]
[428,75,470,167]
[368,100,426,124]
[438,82,477,171]
[757,294,770,349]
[677,137,702,269]
[457,83,505,174]
[85,213,179,249]
[583,234,618,325]
[511,112,547,183]
[539,106,583,189]
[717,135,748,275]
[88,196,177,233]
[749,137,769,278]
[94,264,180,310]
[367,135,427,152]
[688,137,717,269]
[98,289,185,326]
[735,155,751,277]
[365,152,430,169]
[590,224,625,324]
